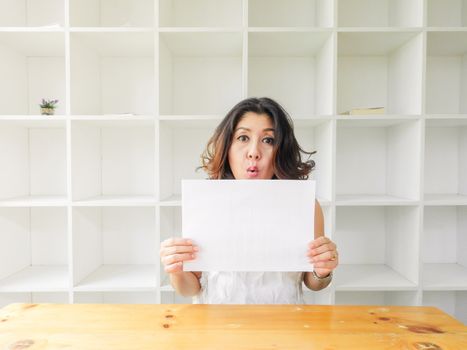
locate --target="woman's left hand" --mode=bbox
[307,236,339,278]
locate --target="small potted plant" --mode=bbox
[39,99,59,115]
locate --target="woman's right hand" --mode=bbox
[159,237,198,274]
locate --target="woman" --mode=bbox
[160,97,339,304]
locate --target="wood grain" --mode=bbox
[0,303,466,349]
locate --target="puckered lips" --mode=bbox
[246,165,259,178]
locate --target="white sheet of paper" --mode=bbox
[182,179,315,271]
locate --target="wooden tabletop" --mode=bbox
[0,303,466,349]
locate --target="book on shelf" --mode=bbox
[340,107,385,115]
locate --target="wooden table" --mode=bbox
[0,303,466,349]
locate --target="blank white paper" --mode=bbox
[182,179,315,272]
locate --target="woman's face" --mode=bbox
[228,112,276,179]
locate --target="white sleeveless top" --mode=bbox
[192,271,305,304]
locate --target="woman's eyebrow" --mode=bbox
[234,127,275,132]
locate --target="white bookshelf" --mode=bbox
[0,0,64,28]
[72,206,157,291]
[248,30,334,116]
[249,0,334,28]
[0,0,466,325]
[338,0,424,27]
[70,0,154,27]
[427,0,467,27]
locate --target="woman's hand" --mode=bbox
[160,237,198,274]
[307,236,339,278]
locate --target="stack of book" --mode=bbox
[340,107,385,115]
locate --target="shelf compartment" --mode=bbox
[335,195,419,206]
[337,0,423,27]
[0,120,66,203]
[73,265,157,291]
[0,207,68,292]
[0,292,68,308]
[73,291,157,304]
[335,291,418,306]
[426,32,467,114]
[424,119,467,203]
[159,119,216,201]
[249,0,334,28]
[293,119,333,201]
[72,207,157,291]
[422,206,467,290]
[0,0,64,27]
[70,32,155,115]
[336,119,422,202]
[160,0,242,28]
[161,289,194,304]
[427,0,467,27]
[0,195,67,207]
[334,206,420,290]
[335,264,418,291]
[0,32,65,115]
[159,206,182,288]
[71,120,155,203]
[248,31,334,116]
[303,288,333,305]
[0,266,68,292]
[159,32,242,115]
[70,0,153,27]
[423,291,467,324]
[337,32,423,115]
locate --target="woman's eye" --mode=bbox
[237,135,248,142]
[263,137,275,144]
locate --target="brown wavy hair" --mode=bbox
[198,97,316,180]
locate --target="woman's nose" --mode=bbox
[247,143,261,160]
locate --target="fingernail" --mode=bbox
[193,246,199,251]
[186,239,192,244]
